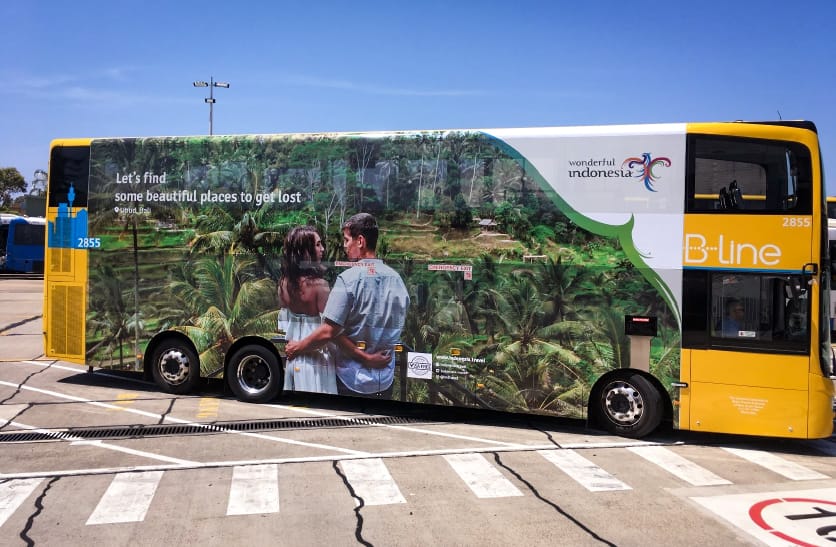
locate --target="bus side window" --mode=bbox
[697,272,810,352]
[49,145,90,208]
[0,224,7,256]
[687,136,812,215]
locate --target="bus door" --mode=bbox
[681,125,821,437]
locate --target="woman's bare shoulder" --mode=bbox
[302,277,330,313]
[301,276,329,291]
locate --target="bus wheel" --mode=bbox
[150,338,199,395]
[595,373,662,438]
[227,345,282,403]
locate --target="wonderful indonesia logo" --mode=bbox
[567,153,672,192]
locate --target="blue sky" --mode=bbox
[2,1,836,194]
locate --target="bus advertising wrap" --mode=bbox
[62,129,683,422]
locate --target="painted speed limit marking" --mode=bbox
[692,488,836,547]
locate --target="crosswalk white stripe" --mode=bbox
[627,446,732,486]
[443,453,523,498]
[86,471,164,525]
[339,458,406,506]
[538,449,632,492]
[0,478,43,528]
[721,447,829,480]
[226,464,279,515]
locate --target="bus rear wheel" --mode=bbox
[227,345,282,403]
[150,338,199,395]
[595,373,662,438]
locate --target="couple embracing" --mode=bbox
[280,213,410,398]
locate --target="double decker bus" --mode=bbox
[43,121,834,439]
[1,213,45,274]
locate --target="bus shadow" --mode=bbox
[55,369,834,455]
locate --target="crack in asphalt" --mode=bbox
[0,402,32,432]
[157,398,176,425]
[491,452,617,547]
[0,364,53,431]
[0,315,42,335]
[333,460,374,547]
[19,476,59,546]
[528,419,564,449]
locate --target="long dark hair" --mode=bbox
[280,226,325,299]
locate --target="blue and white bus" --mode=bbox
[0,213,45,274]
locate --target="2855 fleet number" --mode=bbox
[76,237,102,248]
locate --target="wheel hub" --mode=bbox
[159,349,189,384]
[603,381,644,425]
[237,356,271,394]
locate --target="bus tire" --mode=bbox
[150,337,199,395]
[227,345,282,403]
[594,372,662,438]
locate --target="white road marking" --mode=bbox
[721,447,829,480]
[627,446,732,486]
[691,487,836,547]
[226,464,279,515]
[0,442,639,480]
[0,404,30,427]
[6,421,197,465]
[71,440,198,466]
[339,458,406,506]
[538,449,632,492]
[0,379,369,456]
[86,471,164,525]
[0,478,43,528]
[268,403,528,447]
[443,453,523,498]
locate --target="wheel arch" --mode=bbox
[587,368,673,431]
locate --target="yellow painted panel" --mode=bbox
[690,382,808,438]
[50,138,93,148]
[808,374,835,438]
[676,349,692,430]
[686,122,820,151]
[45,282,86,362]
[43,204,88,364]
[684,215,812,271]
[689,349,808,390]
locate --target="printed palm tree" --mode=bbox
[189,206,287,280]
[535,256,598,323]
[86,262,136,368]
[452,254,502,336]
[401,271,463,353]
[574,299,630,374]
[167,254,279,376]
[488,342,585,415]
[487,273,584,411]
[87,138,160,363]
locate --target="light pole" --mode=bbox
[193,76,230,135]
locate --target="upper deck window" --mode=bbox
[687,135,812,214]
[48,146,90,208]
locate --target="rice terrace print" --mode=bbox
[44,121,835,440]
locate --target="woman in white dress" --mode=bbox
[278,226,337,393]
[278,226,388,394]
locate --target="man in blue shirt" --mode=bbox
[721,298,745,337]
[285,213,410,398]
